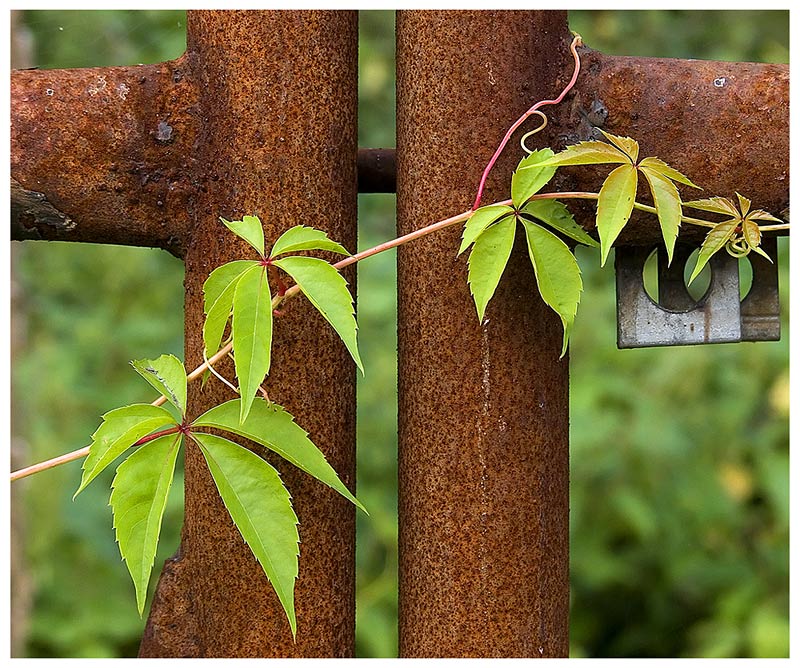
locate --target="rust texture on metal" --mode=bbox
[10,59,200,257]
[550,50,789,245]
[138,10,358,657]
[396,10,571,657]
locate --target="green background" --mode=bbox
[10,10,789,658]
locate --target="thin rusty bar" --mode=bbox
[396,10,572,657]
[138,10,358,657]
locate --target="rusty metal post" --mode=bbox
[396,10,572,657]
[138,10,359,657]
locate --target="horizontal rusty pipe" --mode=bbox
[549,50,789,245]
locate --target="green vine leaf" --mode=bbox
[599,129,639,163]
[511,148,557,208]
[131,354,188,417]
[639,168,682,265]
[232,265,273,423]
[521,199,599,247]
[466,216,516,321]
[459,205,514,256]
[75,404,176,497]
[596,163,638,266]
[221,215,265,257]
[687,218,739,284]
[193,398,366,513]
[110,433,181,616]
[269,225,351,258]
[683,196,739,217]
[638,156,700,189]
[192,432,299,637]
[272,256,363,373]
[536,139,630,167]
[203,260,259,357]
[520,219,583,357]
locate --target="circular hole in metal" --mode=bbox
[642,248,660,304]
[738,255,753,301]
[682,248,712,302]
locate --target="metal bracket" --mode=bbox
[615,237,780,348]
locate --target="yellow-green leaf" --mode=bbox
[599,130,639,163]
[193,432,299,637]
[221,215,265,257]
[131,354,187,417]
[269,225,350,258]
[522,199,598,247]
[641,167,683,265]
[637,157,700,189]
[520,219,583,357]
[596,163,638,266]
[466,215,516,321]
[111,433,181,616]
[203,260,259,357]
[193,398,367,513]
[272,256,362,373]
[511,148,557,208]
[535,140,629,168]
[735,192,752,217]
[748,209,784,223]
[683,197,739,217]
[459,205,514,255]
[688,218,739,284]
[742,218,762,252]
[232,265,272,423]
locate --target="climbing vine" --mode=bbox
[10,33,788,635]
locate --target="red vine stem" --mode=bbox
[472,33,583,211]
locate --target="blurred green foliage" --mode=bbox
[11,9,787,659]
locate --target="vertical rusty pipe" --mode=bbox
[139,10,358,657]
[396,10,572,657]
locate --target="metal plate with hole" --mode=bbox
[615,240,780,348]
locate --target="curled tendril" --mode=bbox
[519,110,549,155]
[726,236,751,258]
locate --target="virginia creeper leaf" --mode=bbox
[203,260,259,357]
[221,215,265,257]
[735,192,752,217]
[466,216,516,321]
[522,199,599,247]
[193,432,299,637]
[748,210,784,223]
[269,225,350,258]
[193,398,366,513]
[742,218,761,251]
[511,148,557,208]
[459,205,514,255]
[272,256,363,373]
[521,220,583,357]
[536,140,629,167]
[688,218,739,285]
[640,167,682,265]
[599,130,639,163]
[683,197,739,217]
[638,157,700,189]
[596,163,638,266]
[131,354,187,416]
[232,265,273,423]
[76,404,176,497]
[110,433,181,616]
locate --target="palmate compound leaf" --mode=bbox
[458,205,514,256]
[535,138,630,168]
[510,148,557,208]
[466,215,516,321]
[687,218,739,285]
[110,433,181,616]
[271,256,363,373]
[269,225,351,258]
[131,354,188,417]
[520,219,583,358]
[596,163,638,266]
[639,167,683,265]
[521,199,599,248]
[75,404,176,497]
[192,432,300,637]
[192,397,367,514]
[221,215,265,257]
[232,264,273,424]
[203,260,259,357]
